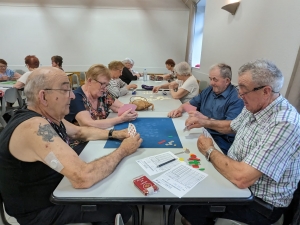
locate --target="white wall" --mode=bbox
[0,0,189,73]
[198,0,300,95]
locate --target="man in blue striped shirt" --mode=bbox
[179,59,300,225]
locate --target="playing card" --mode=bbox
[118,104,137,116]
[182,104,197,113]
[128,123,137,137]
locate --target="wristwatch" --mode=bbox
[108,129,114,139]
[205,147,215,161]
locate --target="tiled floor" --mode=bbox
[4,205,183,225]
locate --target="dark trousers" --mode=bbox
[17,204,132,225]
[179,201,286,225]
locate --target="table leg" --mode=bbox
[129,205,140,225]
[168,205,180,225]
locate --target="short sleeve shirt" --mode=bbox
[65,86,115,124]
[17,71,32,84]
[229,96,300,207]
[176,75,199,103]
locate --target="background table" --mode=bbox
[51,112,252,225]
[130,78,168,89]
[0,81,16,88]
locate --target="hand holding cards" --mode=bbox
[118,104,137,116]
[128,123,137,137]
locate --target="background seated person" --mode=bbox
[65,64,138,129]
[0,59,21,81]
[152,61,199,103]
[120,58,140,84]
[127,58,141,77]
[107,60,137,98]
[14,55,40,89]
[168,63,244,154]
[0,67,142,225]
[180,59,300,225]
[51,55,64,71]
[157,58,176,82]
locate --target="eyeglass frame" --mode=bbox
[93,79,110,88]
[44,88,73,97]
[234,85,267,98]
[0,65,7,68]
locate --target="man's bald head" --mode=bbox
[24,67,68,106]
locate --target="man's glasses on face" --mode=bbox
[235,85,266,98]
[93,79,109,88]
[44,88,73,97]
[0,65,7,69]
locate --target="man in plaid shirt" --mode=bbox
[179,59,300,225]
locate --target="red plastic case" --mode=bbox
[133,175,159,196]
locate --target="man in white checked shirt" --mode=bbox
[179,59,300,225]
[107,61,137,98]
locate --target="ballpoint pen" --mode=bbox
[157,158,176,168]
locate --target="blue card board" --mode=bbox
[104,117,182,148]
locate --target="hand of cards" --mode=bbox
[128,123,137,137]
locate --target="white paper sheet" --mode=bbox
[153,164,208,198]
[136,151,181,176]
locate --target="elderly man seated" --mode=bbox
[0,67,142,225]
[168,63,244,154]
[152,61,199,103]
[180,59,300,225]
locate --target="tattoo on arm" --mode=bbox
[37,123,58,142]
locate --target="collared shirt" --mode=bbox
[189,84,244,153]
[229,95,300,207]
[107,78,129,98]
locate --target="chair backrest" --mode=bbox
[115,214,124,225]
[199,80,209,92]
[0,193,12,225]
[80,72,86,86]
[72,74,80,89]
[3,88,23,108]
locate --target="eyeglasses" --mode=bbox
[0,65,7,68]
[235,85,266,98]
[44,88,72,97]
[93,79,109,88]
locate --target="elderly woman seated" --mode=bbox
[158,59,176,82]
[120,58,140,84]
[0,59,21,81]
[107,61,137,98]
[51,55,64,71]
[14,55,40,89]
[65,64,138,129]
[152,62,199,103]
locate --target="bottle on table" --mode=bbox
[143,69,147,81]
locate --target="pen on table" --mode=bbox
[157,158,176,168]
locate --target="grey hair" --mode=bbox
[24,72,51,106]
[122,58,134,65]
[238,59,284,93]
[174,61,191,76]
[210,63,232,80]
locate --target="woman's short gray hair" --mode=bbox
[122,58,134,65]
[174,62,191,76]
[238,59,284,93]
[210,63,232,80]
